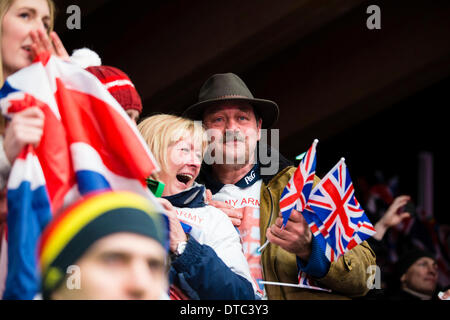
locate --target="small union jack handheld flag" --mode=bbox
[279,139,318,229]
[304,158,376,262]
[258,139,318,253]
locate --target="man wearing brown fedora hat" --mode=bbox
[183,73,376,300]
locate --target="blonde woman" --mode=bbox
[138,114,257,299]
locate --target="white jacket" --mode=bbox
[173,204,258,295]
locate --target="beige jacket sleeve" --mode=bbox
[318,241,376,297]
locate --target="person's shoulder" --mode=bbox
[263,165,296,189]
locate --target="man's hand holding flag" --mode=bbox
[259,139,318,253]
[261,142,375,292]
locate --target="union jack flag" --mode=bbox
[298,271,331,292]
[302,205,337,262]
[0,52,160,299]
[305,158,376,262]
[279,139,318,228]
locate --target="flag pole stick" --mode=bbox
[260,280,332,292]
[258,240,270,253]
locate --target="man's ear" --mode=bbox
[400,273,406,284]
[257,118,262,141]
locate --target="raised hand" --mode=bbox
[373,195,411,240]
[30,29,69,61]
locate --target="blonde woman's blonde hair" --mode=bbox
[0,0,56,84]
[138,114,207,178]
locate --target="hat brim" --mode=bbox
[183,97,279,129]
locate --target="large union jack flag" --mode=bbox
[304,158,376,262]
[279,139,318,228]
[0,52,160,299]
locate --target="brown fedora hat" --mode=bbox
[183,73,279,128]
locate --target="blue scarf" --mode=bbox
[163,183,207,208]
[163,183,207,234]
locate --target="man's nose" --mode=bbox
[125,261,153,299]
[225,117,239,131]
[423,262,438,278]
[428,264,438,276]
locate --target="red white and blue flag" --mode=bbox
[304,158,376,262]
[302,204,338,262]
[279,139,318,228]
[297,271,331,292]
[0,52,160,299]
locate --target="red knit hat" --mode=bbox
[86,66,143,113]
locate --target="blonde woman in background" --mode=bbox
[138,114,258,300]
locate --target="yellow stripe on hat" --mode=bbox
[40,191,158,272]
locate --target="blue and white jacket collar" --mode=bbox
[202,163,261,195]
[163,182,207,208]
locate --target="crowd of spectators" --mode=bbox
[0,0,448,300]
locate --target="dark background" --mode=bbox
[54,0,450,224]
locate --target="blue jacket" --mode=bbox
[165,184,256,300]
[169,236,255,300]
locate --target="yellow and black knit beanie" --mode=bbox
[38,191,168,299]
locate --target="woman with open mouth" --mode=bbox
[138,114,258,300]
